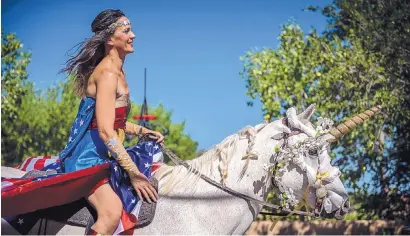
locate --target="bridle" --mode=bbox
[160,118,327,218]
[162,146,317,217]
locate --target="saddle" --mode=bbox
[22,170,158,229]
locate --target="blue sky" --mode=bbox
[2,0,330,150]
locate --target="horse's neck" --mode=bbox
[157,135,271,203]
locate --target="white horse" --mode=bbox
[1,104,380,235]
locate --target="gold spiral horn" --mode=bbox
[326,105,382,142]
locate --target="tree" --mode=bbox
[307,0,410,221]
[2,29,32,165]
[1,69,81,165]
[240,22,407,220]
[126,104,198,162]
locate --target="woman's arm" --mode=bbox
[95,70,158,202]
[125,121,148,135]
[125,121,165,144]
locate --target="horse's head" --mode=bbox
[251,104,381,219]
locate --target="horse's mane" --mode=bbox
[154,127,254,194]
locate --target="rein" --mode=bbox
[161,146,316,217]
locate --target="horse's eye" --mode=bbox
[308,149,318,156]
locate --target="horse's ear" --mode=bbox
[239,126,257,139]
[297,104,316,124]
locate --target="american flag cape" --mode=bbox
[2,141,164,235]
[2,98,164,235]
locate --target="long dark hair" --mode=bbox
[60,9,125,97]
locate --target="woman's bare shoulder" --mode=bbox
[92,62,121,83]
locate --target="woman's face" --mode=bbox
[109,16,136,56]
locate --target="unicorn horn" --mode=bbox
[325,105,382,142]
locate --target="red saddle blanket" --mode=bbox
[1,163,110,217]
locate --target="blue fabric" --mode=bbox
[109,141,162,212]
[63,129,109,173]
[58,97,108,172]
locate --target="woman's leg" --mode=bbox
[87,183,123,234]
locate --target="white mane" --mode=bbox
[155,126,259,194]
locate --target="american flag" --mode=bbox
[1,140,164,235]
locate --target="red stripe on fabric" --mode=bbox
[151,162,162,173]
[119,210,137,233]
[34,159,46,171]
[43,156,53,159]
[1,163,110,217]
[20,157,34,171]
[151,165,160,173]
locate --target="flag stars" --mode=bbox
[114,166,118,172]
[74,128,78,135]
[69,136,73,142]
[144,162,151,168]
[17,218,24,225]
[79,119,84,126]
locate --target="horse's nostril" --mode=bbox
[341,198,351,213]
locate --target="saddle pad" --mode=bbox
[1,163,110,217]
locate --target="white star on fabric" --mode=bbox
[87,105,91,110]
[69,136,73,142]
[136,152,140,156]
[114,166,118,172]
[74,128,78,134]
[148,152,152,156]
[17,218,24,225]
[144,162,151,168]
[131,198,136,203]
[75,118,78,123]
[147,143,152,146]
[80,120,84,126]
[154,145,159,150]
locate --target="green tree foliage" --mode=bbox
[2,29,33,165]
[126,104,198,162]
[308,0,410,221]
[240,23,406,220]
[2,60,80,165]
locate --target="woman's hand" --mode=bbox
[147,130,164,146]
[130,173,158,203]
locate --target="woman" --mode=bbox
[60,9,162,235]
